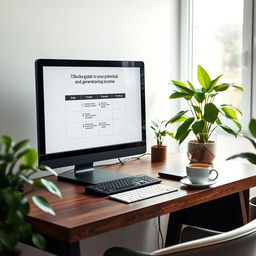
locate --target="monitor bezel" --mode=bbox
[35,59,146,168]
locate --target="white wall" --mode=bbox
[0,0,180,255]
[0,0,179,150]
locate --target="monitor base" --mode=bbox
[58,168,131,185]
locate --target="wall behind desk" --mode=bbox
[0,0,179,255]
[0,0,179,152]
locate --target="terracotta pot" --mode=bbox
[187,140,216,164]
[151,145,166,162]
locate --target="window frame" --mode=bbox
[252,1,256,119]
[180,0,254,131]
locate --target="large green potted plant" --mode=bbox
[167,65,243,164]
[227,119,256,164]
[227,119,256,220]
[150,120,172,162]
[0,135,62,256]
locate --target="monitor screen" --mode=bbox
[35,59,146,185]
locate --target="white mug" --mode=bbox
[186,163,218,184]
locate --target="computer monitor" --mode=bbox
[35,59,146,185]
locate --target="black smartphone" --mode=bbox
[158,170,186,181]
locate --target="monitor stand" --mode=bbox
[58,163,131,185]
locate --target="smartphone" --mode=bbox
[158,170,186,181]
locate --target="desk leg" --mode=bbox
[239,190,249,223]
[45,237,80,256]
[165,190,249,246]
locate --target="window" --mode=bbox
[181,0,254,130]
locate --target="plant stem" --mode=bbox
[187,100,196,119]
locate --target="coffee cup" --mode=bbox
[186,163,218,184]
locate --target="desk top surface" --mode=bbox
[27,153,256,243]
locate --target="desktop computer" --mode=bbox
[35,59,146,185]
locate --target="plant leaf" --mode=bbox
[220,125,237,136]
[16,148,31,161]
[23,149,38,166]
[0,228,19,251]
[170,116,188,124]
[175,117,194,140]
[32,196,55,215]
[151,120,158,127]
[2,135,13,153]
[208,74,223,93]
[203,103,219,124]
[192,105,201,115]
[38,165,58,176]
[13,139,29,152]
[36,178,62,198]
[194,89,205,103]
[209,92,219,98]
[221,106,238,120]
[17,222,32,241]
[192,120,205,135]
[187,81,196,91]
[168,132,175,139]
[32,233,46,250]
[216,118,222,125]
[173,83,194,94]
[231,119,242,133]
[167,110,188,124]
[232,85,243,91]
[19,174,33,185]
[249,119,256,138]
[0,153,14,161]
[20,197,30,216]
[179,129,192,144]
[227,152,256,165]
[242,135,256,149]
[221,104,242,116]
[171,80,187,88]
[169,91,192,99]
[214,83,230,92]
[150,126,156,131]
[197,65,211,89]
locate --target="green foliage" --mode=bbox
[150,120,174,146]
[249,119,256,138]
[0,135,62,254]
[167,65,243,144]
[227,119,256,165]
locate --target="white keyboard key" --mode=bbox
[109,184,177,203]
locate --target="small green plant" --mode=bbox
[0,135,62,255]
[151,120,173,146]
[227,119,256,164]
[167,65,243,144]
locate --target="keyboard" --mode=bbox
[85,174,162,195]
[110,184,178,203]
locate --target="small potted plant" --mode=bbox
[167,65,243,164]
[150,120,172,162]
[0,135,62,256]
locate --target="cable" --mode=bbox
[94,152,151,168]
[117,158,125,164]
[157,216,164,249]
[130,152,151,160]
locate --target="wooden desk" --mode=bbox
[26,153,256,255]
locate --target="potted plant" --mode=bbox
[0,135,62,256]
[227,119,256,164]
[227,119,256,220]
[150,120,172,162]
[167,65,243,164]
